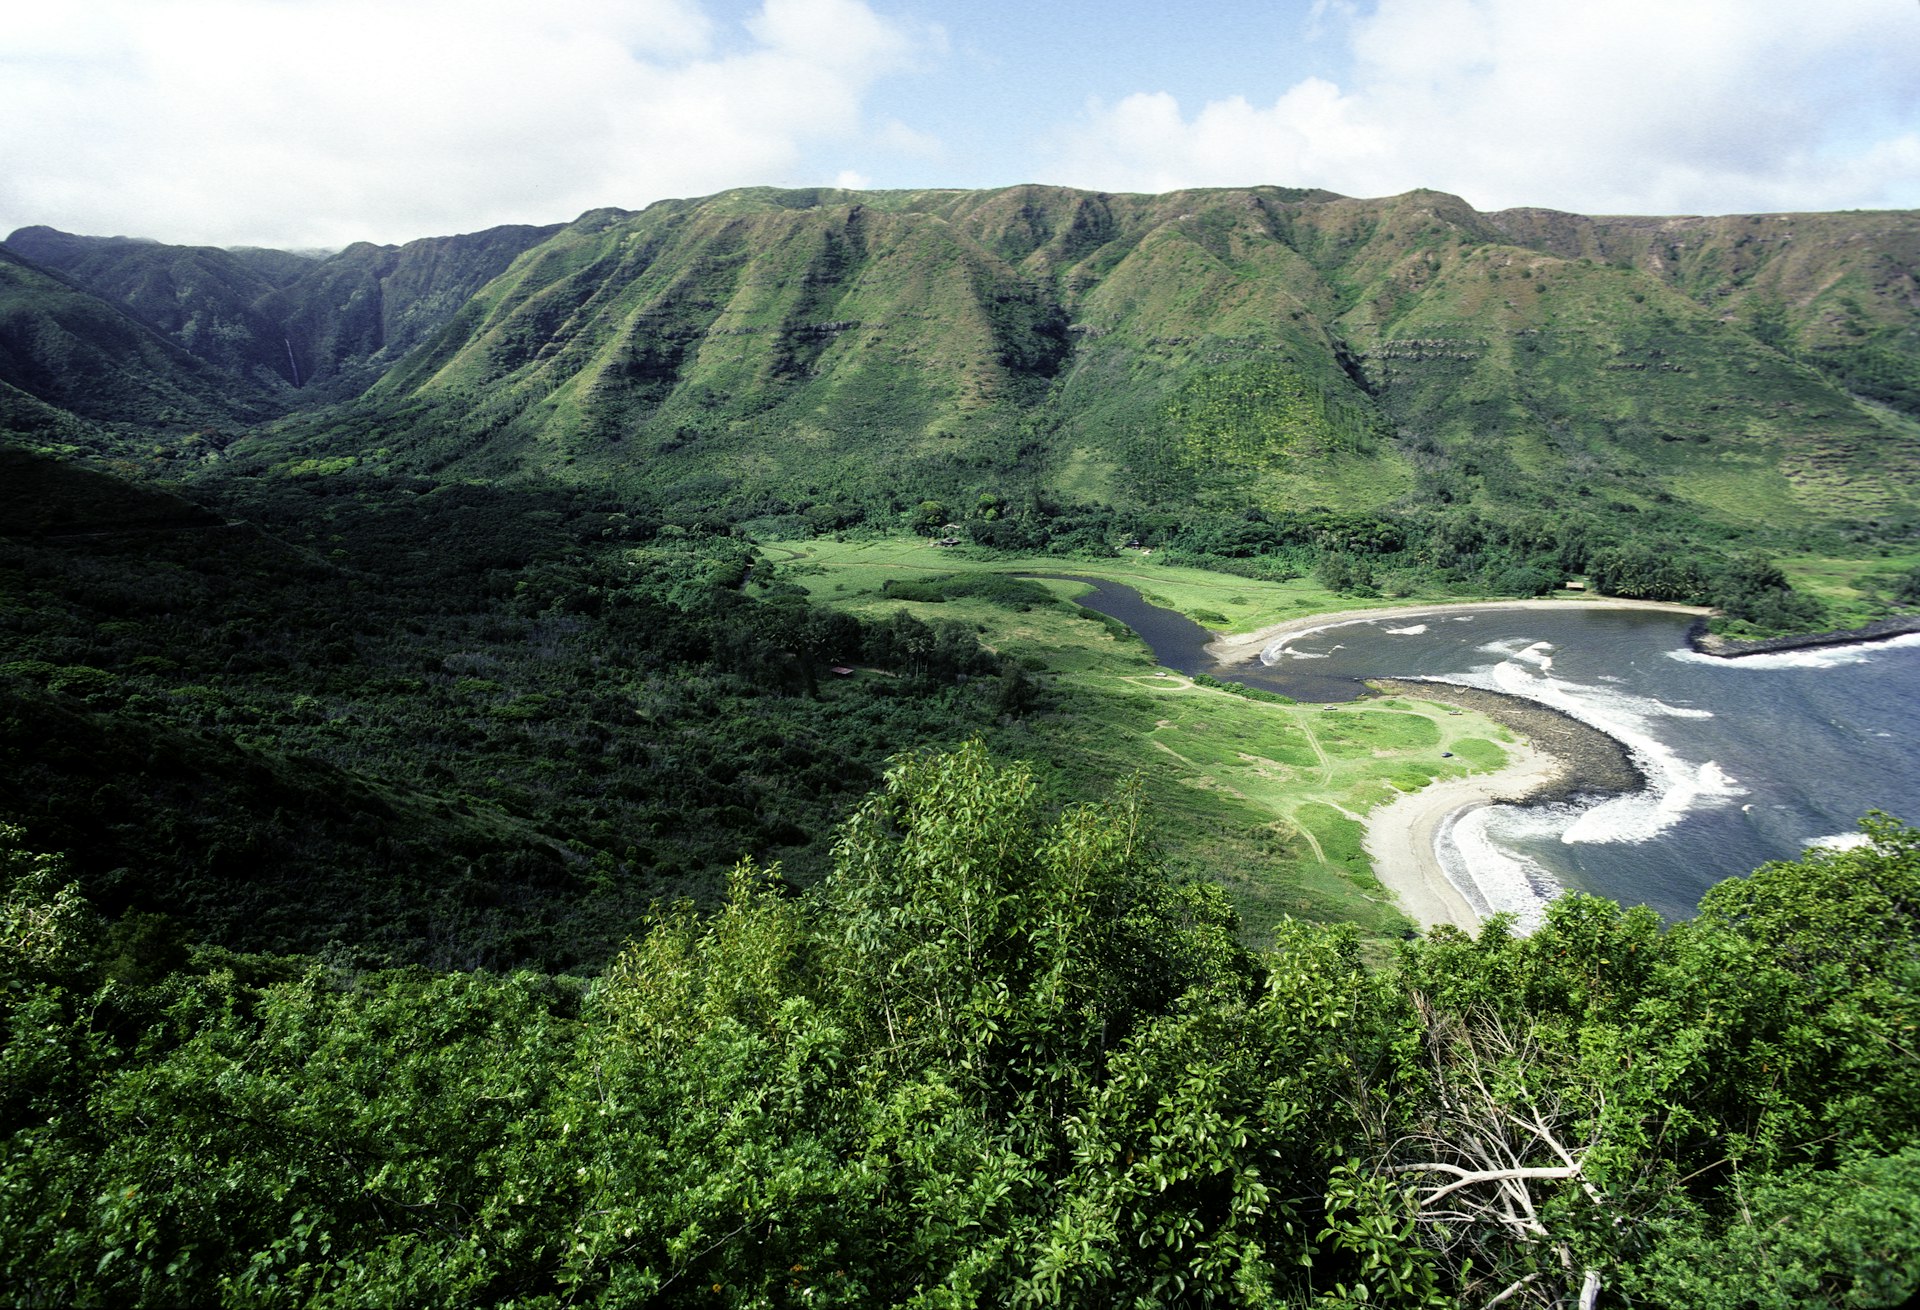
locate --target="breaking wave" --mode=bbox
[1435,803,1575,932]
[1393,632,1759,927]
[1667,632,1920,671]
[1423,640,1744,850]
[1806,831,1872,851]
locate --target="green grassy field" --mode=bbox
[761,536,1527,945]
[764,535,1405,634]
[1779,551,1920,629]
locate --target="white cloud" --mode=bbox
[0,0,925,247]
[876,118,944,159]
[1047,0,1920,215]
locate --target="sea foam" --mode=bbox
[1436,803,1570,931]
[1667,632,1920,671]
[1806,831,1872,851]
[1261,616,1384,662]
[1429,642,1743,847]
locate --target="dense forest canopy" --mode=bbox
[4,750,1918,1306]
[0,452,1045,970]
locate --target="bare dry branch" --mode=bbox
[1482,1272,1542,1309]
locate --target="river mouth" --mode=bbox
[1042,575,1375,701]
[1061,576,1920,923]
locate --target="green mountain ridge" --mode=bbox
[4,184,1918,532]
[290,184,1920,528]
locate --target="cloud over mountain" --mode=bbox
[0,0,925,248]
[1047,0,1920,215]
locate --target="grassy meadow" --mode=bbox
[1779,549,1920,630]
[766,534,1385,633]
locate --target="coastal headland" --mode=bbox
[1689,611,1920,657]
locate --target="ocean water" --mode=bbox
[1261,608,1920,924]
[1067,582,1920,924]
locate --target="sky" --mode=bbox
[4,0,1918,250]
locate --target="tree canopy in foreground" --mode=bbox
[3,745,1917,1306]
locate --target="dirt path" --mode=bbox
[1299,717,1333,785]
[1149,738,1199,769]
[1292,819,1328,865]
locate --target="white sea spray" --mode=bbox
[1436,804,1569,931]
[1667,632,1920,671]
[1806,831,1872,851]
[1420,642,1744,847]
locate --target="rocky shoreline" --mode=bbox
[1368,678,1643,805]
[1688,612,1920,658]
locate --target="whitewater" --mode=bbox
[1256,610,1920,927]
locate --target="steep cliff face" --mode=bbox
[3,226,297,390]
[3,221,561,401]
[258,223,565,397]
[0,245,274,435]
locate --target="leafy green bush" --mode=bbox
[7,766,1916,1305]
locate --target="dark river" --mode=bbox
[1066,578,1920,926]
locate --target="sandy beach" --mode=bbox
[1206,597,1706,934]
[1204,597,1711,666]
[1358,733,1568,932]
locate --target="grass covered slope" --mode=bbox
[1350,236,1917,521]
[4,184,1916,550]
[240,183,1920,533]
[3,184,1915,538]
[3,226,305,390]
[1489,204,1920,411]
